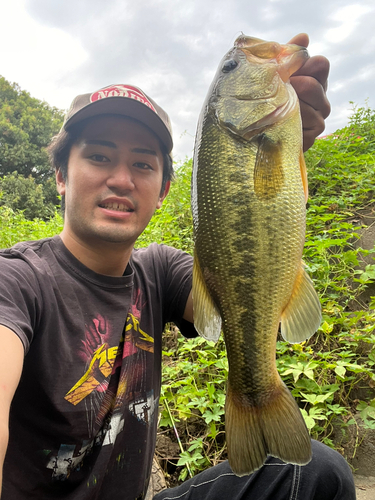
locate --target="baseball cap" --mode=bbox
[62,84,173,153]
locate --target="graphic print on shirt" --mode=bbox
[64,315,118,406]
[45,289,158,481]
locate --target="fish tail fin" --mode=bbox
[225,380,311,476]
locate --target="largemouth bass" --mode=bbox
[191,35,322,476]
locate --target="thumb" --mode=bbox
[287,33,309,48]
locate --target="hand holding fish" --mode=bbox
[288,33,331,151]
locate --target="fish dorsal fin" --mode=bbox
[192,252,222,342]
[280,263,322,343]
[254,134,284,201]
[299,149,309,203]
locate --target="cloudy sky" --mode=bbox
[0,0,373,161]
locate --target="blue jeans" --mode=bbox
[154,440,356,500]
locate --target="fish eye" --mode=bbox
[222,59,238,73]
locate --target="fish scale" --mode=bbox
[192,35,322,475]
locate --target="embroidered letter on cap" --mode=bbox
[90,84,156,112]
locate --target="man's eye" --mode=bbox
[90,154,109,162]
[134,162,152,170]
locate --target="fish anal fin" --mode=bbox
[192,252,222,342]
[281,263,322,343]
[226,380,312,476]
[254,134,284,201]
[300,149,309,203]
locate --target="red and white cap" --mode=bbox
[63,84,173,153]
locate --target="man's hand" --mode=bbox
[288,33,331,151]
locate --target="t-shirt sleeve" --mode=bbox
[0,253,41,352]
[149,244,198,339]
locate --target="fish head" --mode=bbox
[210,35,309,139]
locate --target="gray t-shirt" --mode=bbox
[0,236,196,499]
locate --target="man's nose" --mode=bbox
[106,164,135,192]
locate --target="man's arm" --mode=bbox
[0,326,24,495]
[183,290,194,323]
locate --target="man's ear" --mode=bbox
[56,169,66,196]
[156,180,171,209]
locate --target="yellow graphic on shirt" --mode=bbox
[125,313,154,350]
[65,313,154,406]
[65,344,118,405]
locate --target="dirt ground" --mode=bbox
[354,475,375,500]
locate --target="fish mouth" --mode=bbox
[235,36,309,82]
[276,45,309,82]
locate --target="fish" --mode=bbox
[191,35,322,476]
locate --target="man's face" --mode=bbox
[57,115,169,248]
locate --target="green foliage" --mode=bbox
[0,172,57,220]
[0,206,63,249]
[0,76,64,182]
[0,76,64,218]
[160,334,228,479]
[136,158,194,253]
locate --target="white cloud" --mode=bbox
[325,4,373,43]
[0,0,88,108]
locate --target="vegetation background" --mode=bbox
[1,75,374,483]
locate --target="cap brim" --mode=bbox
[64,97,173,154]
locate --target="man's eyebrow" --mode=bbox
[83,142,157,156]
[84,139,117,148]
[131,148,158,156]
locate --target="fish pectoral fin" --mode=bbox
[192,252,222,342]
[281,263,322,343]
[299,148,309,202]
[254,134,284,200]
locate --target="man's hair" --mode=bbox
[47,116,174,212]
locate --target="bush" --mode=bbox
[0,206,63,249]
[0,172,57,220]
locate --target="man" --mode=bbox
[0,34,355,499]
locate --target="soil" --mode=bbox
[354,475,375,500]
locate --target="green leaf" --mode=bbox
[335,365,346,378]
[301,409,316,430]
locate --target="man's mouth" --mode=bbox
[99,202,134,212]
